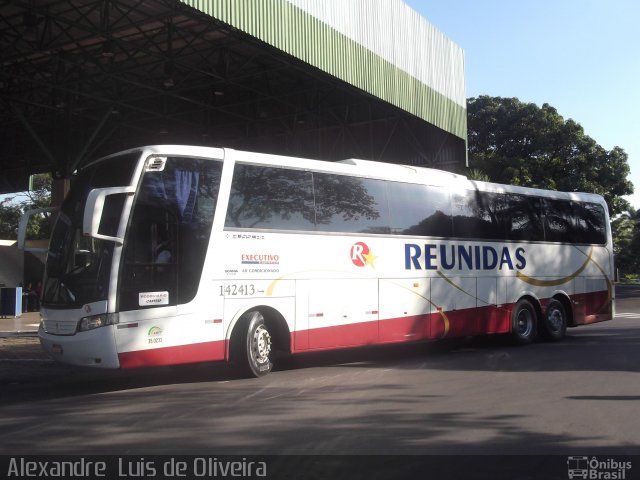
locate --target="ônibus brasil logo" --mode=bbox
[567,456,632,479]
[350,242,377,268]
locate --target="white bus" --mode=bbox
[28,145,614,376]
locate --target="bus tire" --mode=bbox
[540,299,567,341]
[237,311,274,377]
[511,298,537,345]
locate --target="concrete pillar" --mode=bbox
[50,177,70,208]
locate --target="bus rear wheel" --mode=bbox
[540,299,567,341]
[235,311,274,377]
[511,299,537,345]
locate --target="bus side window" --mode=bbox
[507,195,544,242]
[452,190,506,240]
[225,164,315,231]
[388,182,452,237]
[573,202,607,245]
[314,174,390,234]
[543,199,576,243]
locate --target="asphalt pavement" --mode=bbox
[1,284,640,459]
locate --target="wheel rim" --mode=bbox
[516,308,534,337]
[251,324,272,364]
[547,307,564,332]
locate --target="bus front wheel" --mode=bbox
[540,299,567,341]
[234,311,274,377]
[511,299,537,345]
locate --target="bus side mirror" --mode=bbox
[17,207,59,251]
[83,186,135,244]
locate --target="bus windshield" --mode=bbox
[42,152,140,307]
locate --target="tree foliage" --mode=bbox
[612,209,640,278]
[0,174,52,240]
[0,201,22,240]
[467,96,633,216]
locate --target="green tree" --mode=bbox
[466,168,490,182]
[611,209,640,279]
[467,96,633,216]
[0,200,23,239]
[0,173,52,240]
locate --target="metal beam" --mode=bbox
[9,100,56,165]
[70,105,113,173]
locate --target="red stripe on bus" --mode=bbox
[295,304,513,352]
[117,290,611,367]
[292,290,611,352]
[118,340,225,368]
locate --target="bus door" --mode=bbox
[116,155,224,356]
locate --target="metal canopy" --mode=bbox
[0,0,466,194]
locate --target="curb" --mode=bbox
[0,331,39,338]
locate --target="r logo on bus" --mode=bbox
[351,242,376,268]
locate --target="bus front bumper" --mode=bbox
[39,325,120,368]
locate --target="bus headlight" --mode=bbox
[79,313,119,332]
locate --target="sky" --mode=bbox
[405,0,640,209]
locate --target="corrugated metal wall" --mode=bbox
[290,0,465,107]
[180,0,467,142]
